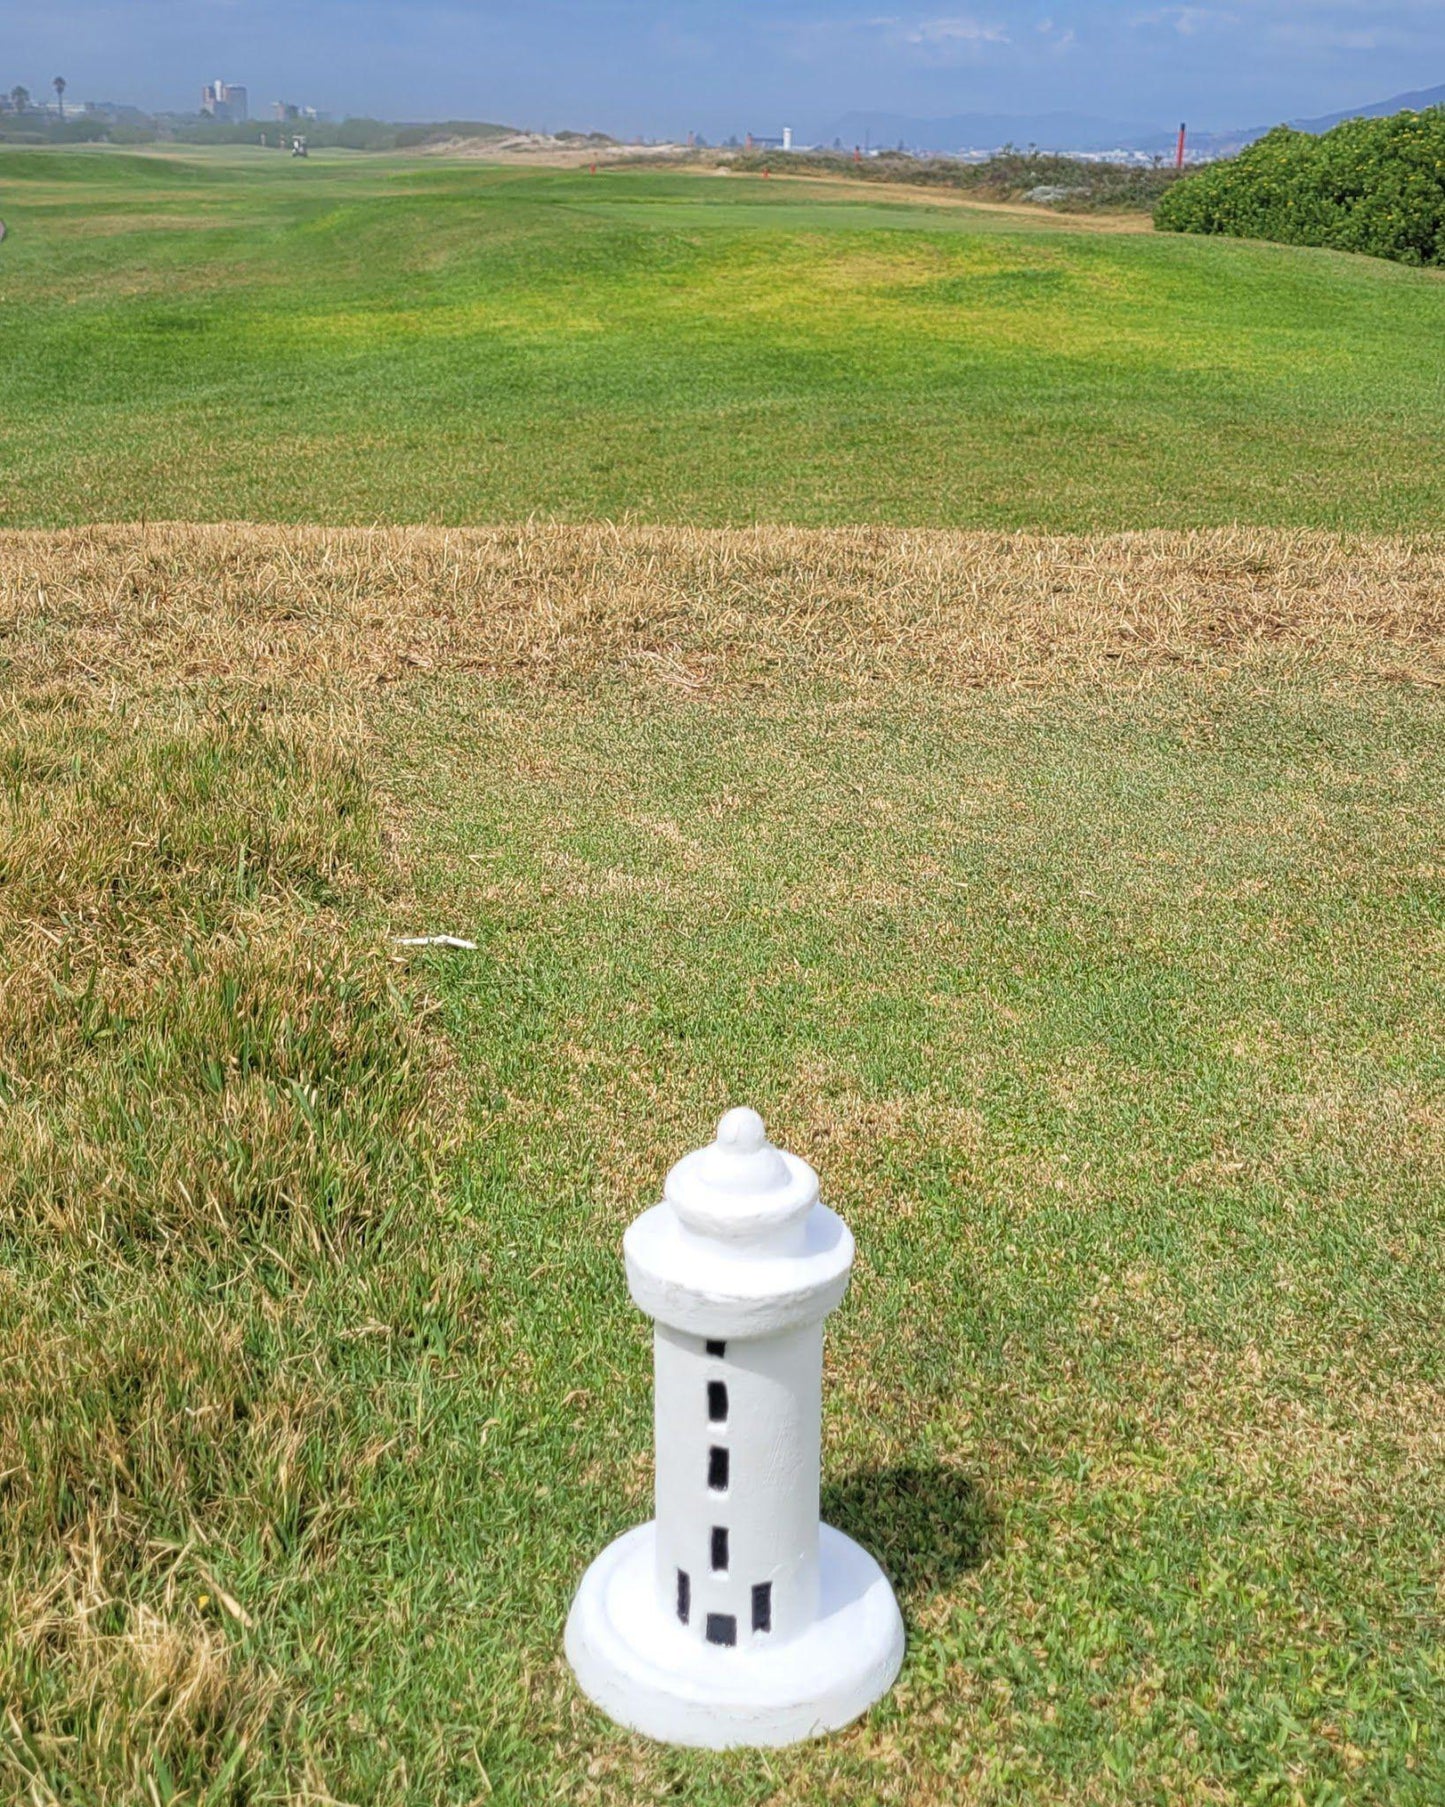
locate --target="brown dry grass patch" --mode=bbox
[4,523,1444,700]
[717,167,1160,233]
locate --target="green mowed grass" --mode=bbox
[4,528,1443,1803]
[2,146,1445,528]
[385,671,1445,1804]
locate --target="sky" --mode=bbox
[5,1,1443,140]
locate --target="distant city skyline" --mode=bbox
[5,2,1443,142]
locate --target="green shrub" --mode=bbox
[1156,108,1445,265]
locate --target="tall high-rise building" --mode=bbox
[201,79,248,123]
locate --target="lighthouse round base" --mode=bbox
[565,1521,904,1749]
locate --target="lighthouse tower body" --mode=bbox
[653,1321,822,1650]
[565,1110,904,1748]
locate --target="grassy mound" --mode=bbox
[1156,109,1445,266]
[3,149,1445,531]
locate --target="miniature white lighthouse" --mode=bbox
[565,1108,904,1748]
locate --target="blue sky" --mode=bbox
[7,2,1442,138]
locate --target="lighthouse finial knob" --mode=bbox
[663,1105,818,1239]
[716,1106,767,1154]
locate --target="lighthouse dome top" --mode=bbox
[625,1104,854,1337]
[664,1108,819,1242]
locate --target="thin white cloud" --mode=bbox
[1131,6,1239,35]
[900,15,1010,46]
[769,11,1011,61]
[1267,20,1417,52]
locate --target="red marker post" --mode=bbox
[1175,122,1187,170]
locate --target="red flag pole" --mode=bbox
[1175,122,1187,170]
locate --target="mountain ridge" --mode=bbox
[817,108,1155,154]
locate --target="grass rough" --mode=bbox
[1,621,453,1801]
[730,148,1183,213]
